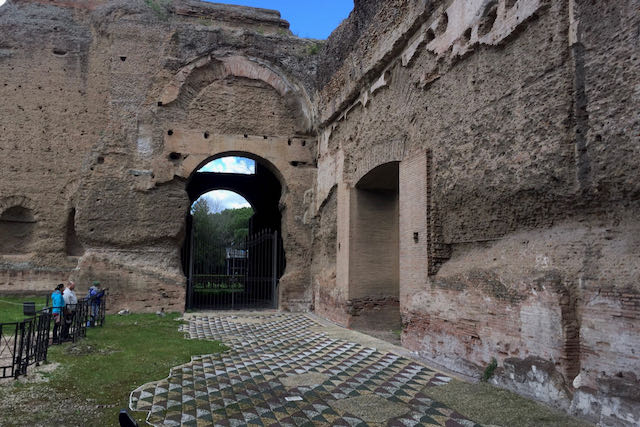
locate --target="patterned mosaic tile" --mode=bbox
[130,313,481,427]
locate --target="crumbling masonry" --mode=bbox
[0,0,638,425]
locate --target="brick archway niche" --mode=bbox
[347,161,401,332]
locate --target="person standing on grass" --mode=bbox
[61,280,78,340]
[87,281,105,327]
[51,284,65,343]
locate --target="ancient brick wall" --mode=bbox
[0,0,320,312]
[311,0,640,424]
[1,0,638,423]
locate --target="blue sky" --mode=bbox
[199,157,255,174]
[195,157,255,212]
[204,0,353,39]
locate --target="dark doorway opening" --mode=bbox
[349,162,401,341]
[182,157,286,310]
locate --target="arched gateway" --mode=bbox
[69,46,318,313]
[182,154,286,310]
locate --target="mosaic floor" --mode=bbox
[130,313,480,427]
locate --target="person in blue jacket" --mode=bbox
[51,284,65,343]
[87,281,105,327]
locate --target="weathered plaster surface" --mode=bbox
[311,0,640,425]
[0,0,319,312]
[1,0,639,424]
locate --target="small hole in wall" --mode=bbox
[436,12,448,35]
[244,134,248,138]
[167,129,173,136]
[301,140,306,147]
[287,139,292,146]
[478,2,498,37]
[120,56,127,62]
[52,48,68,56]
[463,28,472,43]
[204,132,210,139]
[290,161,299,167]
[157,101,163,107]
[425,28,435,44]
[97,156,104,164]
[263,135,268,139]
[169,152,181,161]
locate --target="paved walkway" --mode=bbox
[130,312,480,427]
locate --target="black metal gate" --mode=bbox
[186,229,285,310]
[0,310,51,379]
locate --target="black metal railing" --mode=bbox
[0,294,107,379]
[0,310,51,379]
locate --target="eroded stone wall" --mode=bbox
[311,0,640,424]
[1,0,639,423]
[0,0,319,311]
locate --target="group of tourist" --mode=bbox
[50,280,105,343]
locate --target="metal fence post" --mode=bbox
[272,230,278,309]
[187,227,194,311]
[15,321,26,378]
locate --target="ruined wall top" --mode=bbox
[8,0,290,33]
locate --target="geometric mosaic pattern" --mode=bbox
[130,313,481,426]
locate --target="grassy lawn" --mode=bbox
[0,313,226,426]
[423,379,592,427]
[0,295,48,323]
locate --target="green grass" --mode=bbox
[0,295,48,323]
[195,289,244,295]
[0,313,226,426]
[423,379,592,427]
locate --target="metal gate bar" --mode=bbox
[187,228,284,311]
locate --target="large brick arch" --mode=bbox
[158,55,314,133]
[346,139,406,186]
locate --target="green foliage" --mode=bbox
[194,277,245,294]
[306,42,321,55]
[191,200,253,268]
[144,0,170,20]
[482,357,498,382]
[192,200,253,247]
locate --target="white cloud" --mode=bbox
[0,0,6,7]
[198,190,251,213]
[199,157,255,175]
